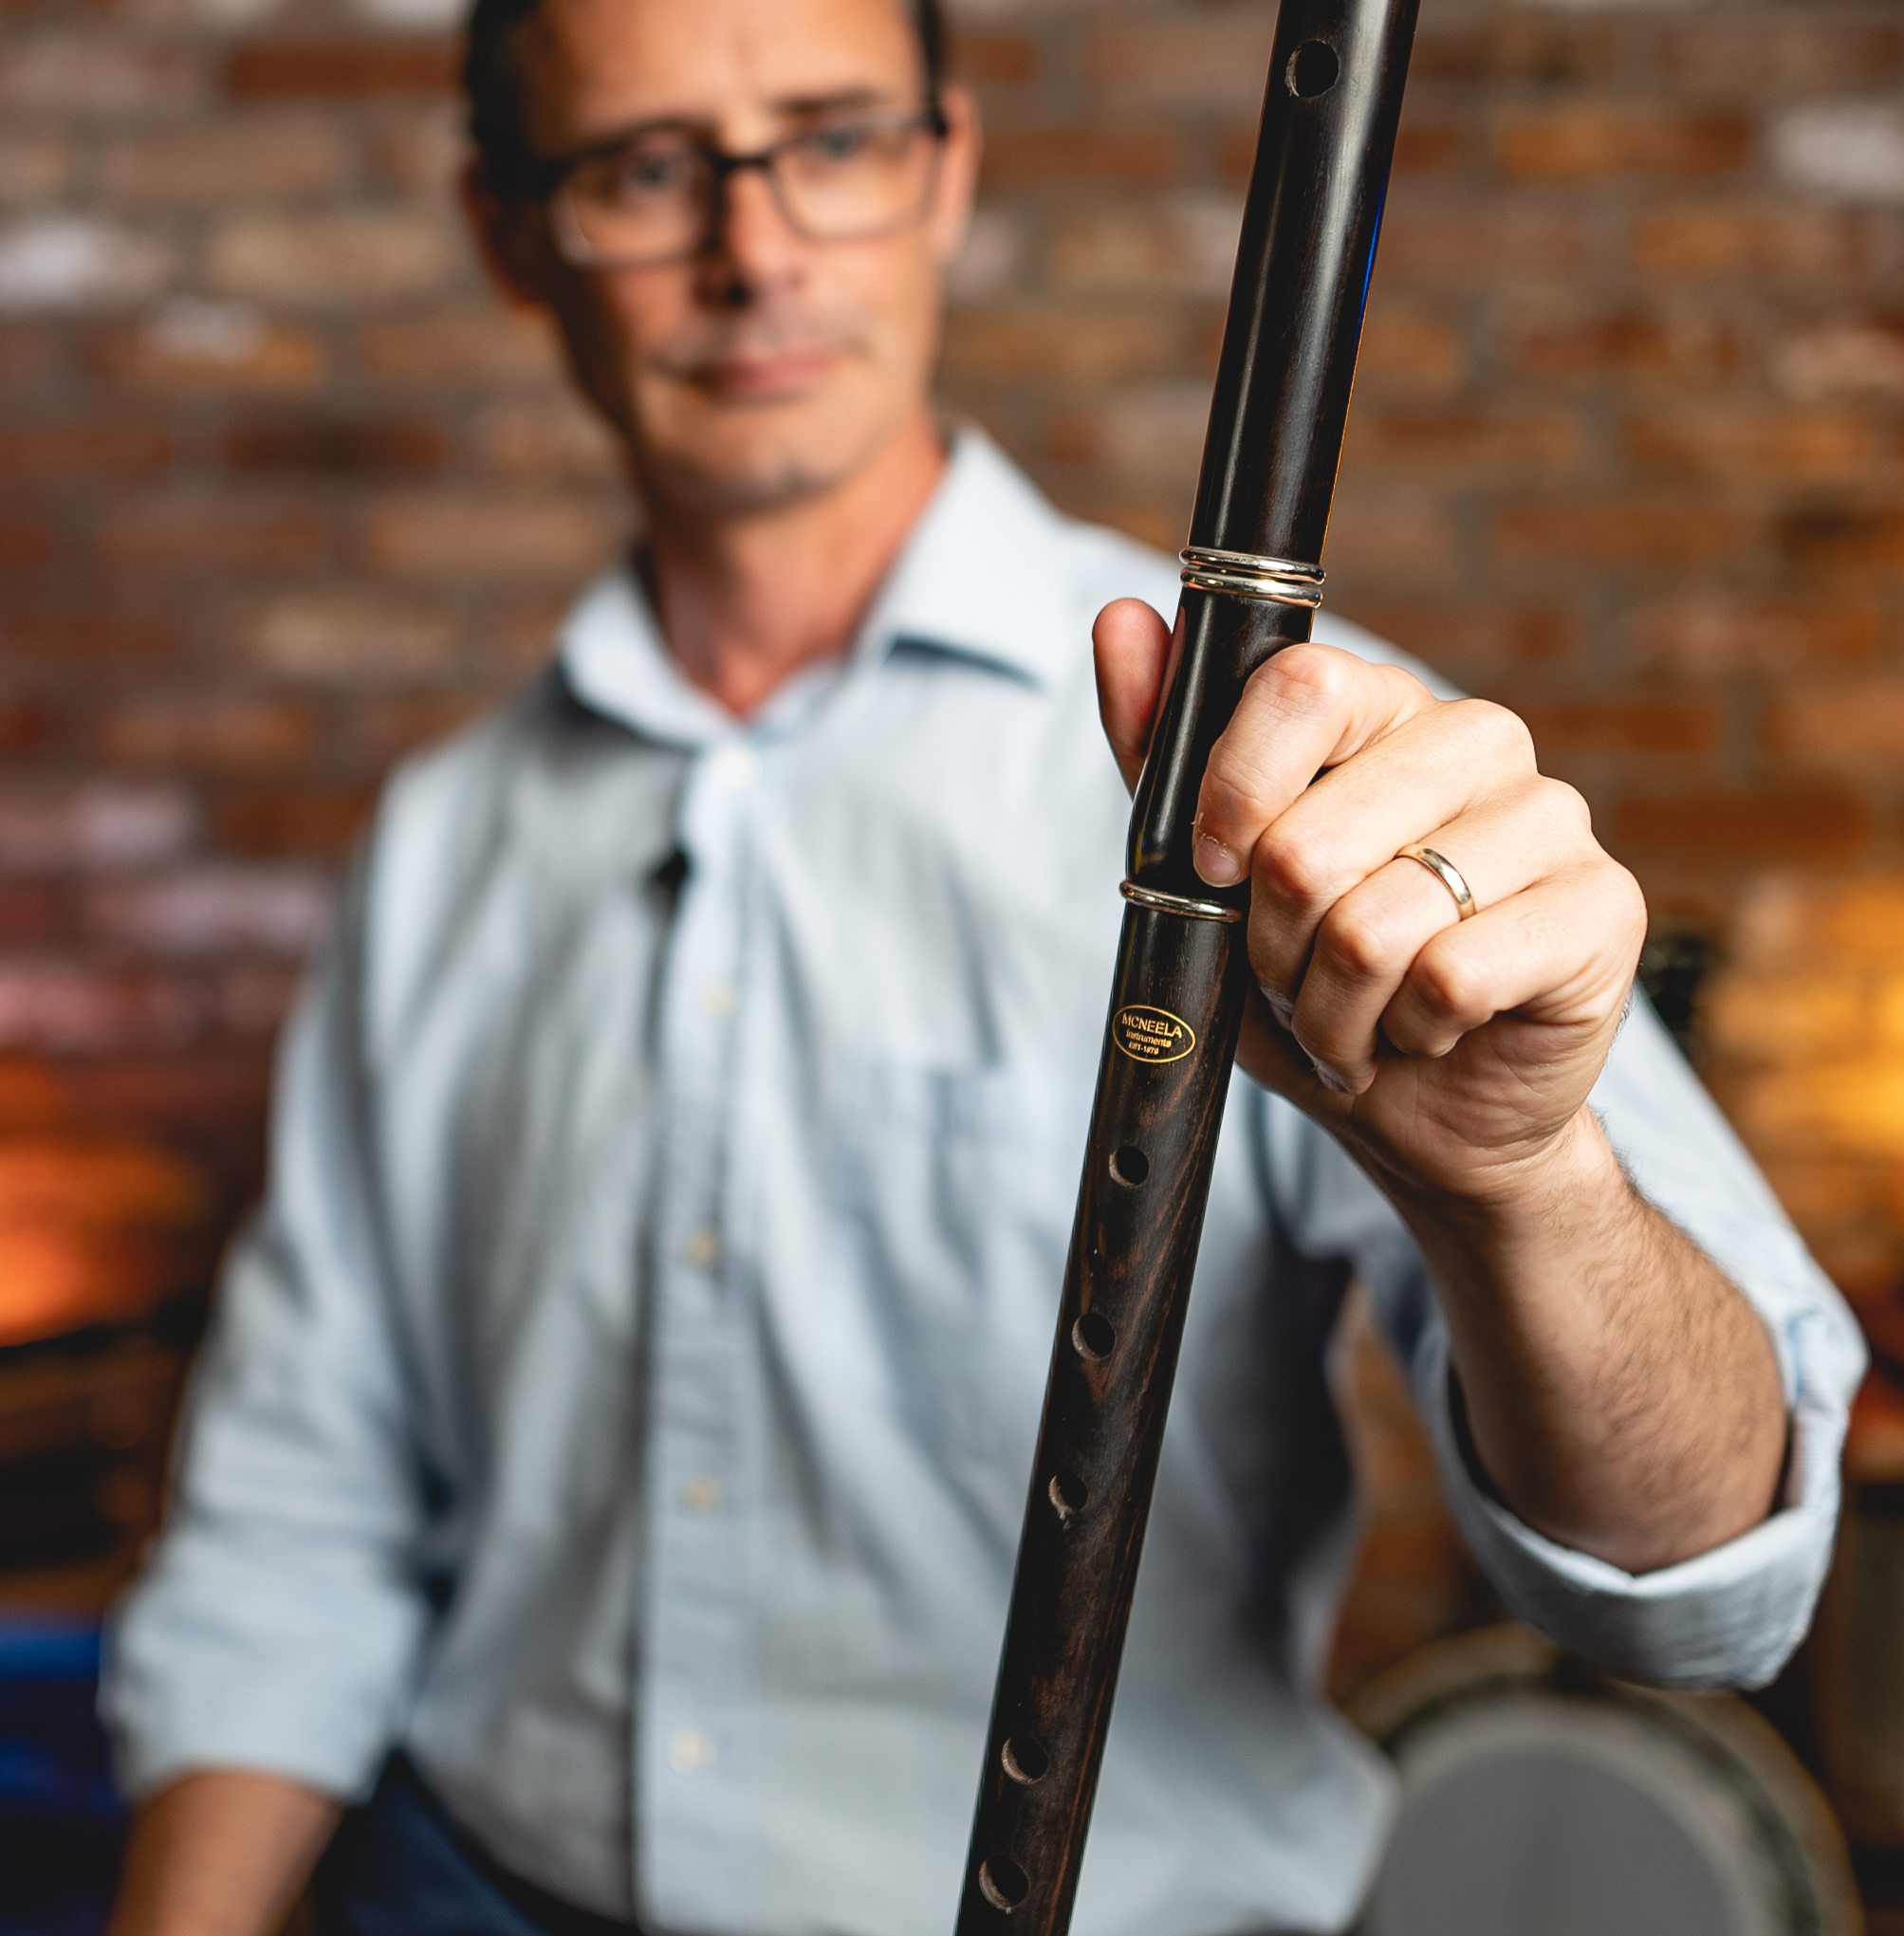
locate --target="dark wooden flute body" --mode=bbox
[955,3,1419,1931]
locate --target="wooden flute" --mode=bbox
[954,2,1419,1929]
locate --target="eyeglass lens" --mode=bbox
[559,118,940,267]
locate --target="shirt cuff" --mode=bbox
[1414,1321,1846,1690]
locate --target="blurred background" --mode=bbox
[2,0,1903,1925]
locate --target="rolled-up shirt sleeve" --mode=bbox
[101,863,432,1801]
[1263,992,1867,1691]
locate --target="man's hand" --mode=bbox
[107,1770,341,1936]
[1094,599,1787,1574]
[1095,599,1643,1204]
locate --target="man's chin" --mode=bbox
[637,405,891,520]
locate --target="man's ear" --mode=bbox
[928,83,983,267]
[459,162,556,311]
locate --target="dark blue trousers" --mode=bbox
[311,1755,642,1936]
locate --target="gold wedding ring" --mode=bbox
[1397,844,1478,920]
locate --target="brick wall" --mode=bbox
[4,0,1902,1654]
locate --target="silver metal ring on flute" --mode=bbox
[1397,844,1478,920]
[1178,546,1325,609]
[1121,880,1246,924]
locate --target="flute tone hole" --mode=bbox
[1287,40,1340,97]
[1072,1312,1117,1361]
[1002,1735,1049,1784]
[979,1855,1029,1913]
[1048,1471,1087,1521]
[1110,1145,1149,1187]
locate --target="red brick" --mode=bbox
[1775,319,1904,400]
[1632,203,1873,281]
[1500,304,1746,386]
[1338,600,1580,673]
[0,702,55,756]
[1779,507,1904,573]
[1630,599,1880,676]
[474,399,620,483]
[1765,683,1904,764]
[1620,407,1879,484]
[983,126,1180,190]
[0,965,201,1054]
[1085,21,1279,111]
[102,120,349,209]
[0,135,66,206]
[0,34,199,116]
[370,112,465,197]
[0,515,52,569]
[360,493,620,582]
[1492,501,1746,569]
[941,307,1176,384]
[1612,792,1872,863]
[0,785,193,873]
[222,416,446,477]
[0,883,67,948]
[236,590,459,683]
[1343,405,1582,478]
[1413,18,1617,87]
[95,501,326,575]
[353,693,489,764]
[83,866,331,957]
[1048,194,1242,298]
[1660,18,1904,93]
[355,309,564,387]
[1374,204,1588,283]
[953,28,1038,86]
[212,785,377,860]
[1517,700,1720,757]
[91,696,322,774]
[224,37,458,100]
[208,212,455,308]
[1393,120,1465,176]
[0,324,54,391]
[0,608,182,663]
[1491,107,1753,183]
[92,304,325,395]
[0,420,171,480]
[1316,486,1458,579]
[1356,306,1466,396]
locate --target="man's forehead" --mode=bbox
[518,0,922,144]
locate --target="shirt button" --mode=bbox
[708,743,760,790]
[680,1474,724,1513]
[700,981,737,1018]
[667,1726,718,1774]
[682,1229,721,1269]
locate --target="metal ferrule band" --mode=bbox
[1121,880,1246,925]
[1179,545,1325,608]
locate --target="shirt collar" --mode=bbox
[556,427,1083,747]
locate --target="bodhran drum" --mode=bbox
[1349,1626,1860,1936]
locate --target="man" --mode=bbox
[102,0,1862,1931]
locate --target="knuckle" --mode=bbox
[1254,826,1339,908]
[1314,898,1396,984]
[1455,697,1535,768]
[1265,643,1354,710]
[1199,744,1275,831]
[1411,943,1487,1027]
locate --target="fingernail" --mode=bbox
[1260,986,1295,1029]
[1194,833,1244,887]
[1309,1058,1348,1094]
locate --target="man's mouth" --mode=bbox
[688,345,842,401]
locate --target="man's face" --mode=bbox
[485,0,978,521]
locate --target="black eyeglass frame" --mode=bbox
[527,102,952,268]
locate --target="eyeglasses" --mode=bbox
[532,106,951,271]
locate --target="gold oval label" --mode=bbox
[1114,1005,1196,1065]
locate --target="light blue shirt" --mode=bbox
[104,431,1864,1936]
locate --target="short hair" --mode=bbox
[464,0,948,198]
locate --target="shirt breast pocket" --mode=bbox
[822,1059,1096,1481]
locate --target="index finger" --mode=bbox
[1192,643,1437,889]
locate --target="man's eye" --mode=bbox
[804,125,872,163]
[615,150,694,194]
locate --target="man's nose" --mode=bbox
[695,165,805,306]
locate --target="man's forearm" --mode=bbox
[108,1769,342,1936]
[1393,1105,1788,1575]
